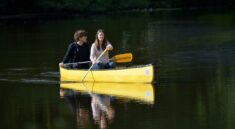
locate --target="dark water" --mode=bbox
[0,11,235,129]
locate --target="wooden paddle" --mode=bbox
[80,49,108,82]
[64,53,133,66]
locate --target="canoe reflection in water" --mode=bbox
[60,82,154,129]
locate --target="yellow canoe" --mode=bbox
[60,64,154,83]
[60,82,154,104]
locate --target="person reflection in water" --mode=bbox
[60,89,91,128]
[91,95,115,129]
[60,89,115,129]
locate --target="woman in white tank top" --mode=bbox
[90,29,116,69]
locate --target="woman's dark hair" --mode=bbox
[74,30,87,42]
[95,29,107,51]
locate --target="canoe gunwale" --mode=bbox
[61,64,153,71]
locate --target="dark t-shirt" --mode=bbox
[62,42,90,69]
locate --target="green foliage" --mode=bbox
[38,0,92,11]
[0,0,234,15]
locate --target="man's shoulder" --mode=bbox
[83,43,90,46]
[68,42,76,47]
[86,43,92,48]
[79,43,90,48]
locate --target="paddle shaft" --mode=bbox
[63,53,132,65]
[80,83,108,112]
[64,58,112,65]
[80,49,108,82]
[64,61,90,65]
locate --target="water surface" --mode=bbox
[0,11,235,129]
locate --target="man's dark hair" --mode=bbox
[74,30,87,42]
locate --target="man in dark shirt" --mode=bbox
[59,30,90,69]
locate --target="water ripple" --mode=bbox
[0,67,59,84]
[20,79,59,84]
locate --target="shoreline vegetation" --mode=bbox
[0,7,232,20]
[0,8,182,19]
[0,0,234,22]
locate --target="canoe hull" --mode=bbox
[60,64,154,83]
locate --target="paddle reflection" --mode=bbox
[60,82,155,129]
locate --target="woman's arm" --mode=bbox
[90,44,97,64]
[106,42,113,51]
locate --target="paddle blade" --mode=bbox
[111,53,133,63]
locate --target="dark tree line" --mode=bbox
[0,0,234,15]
